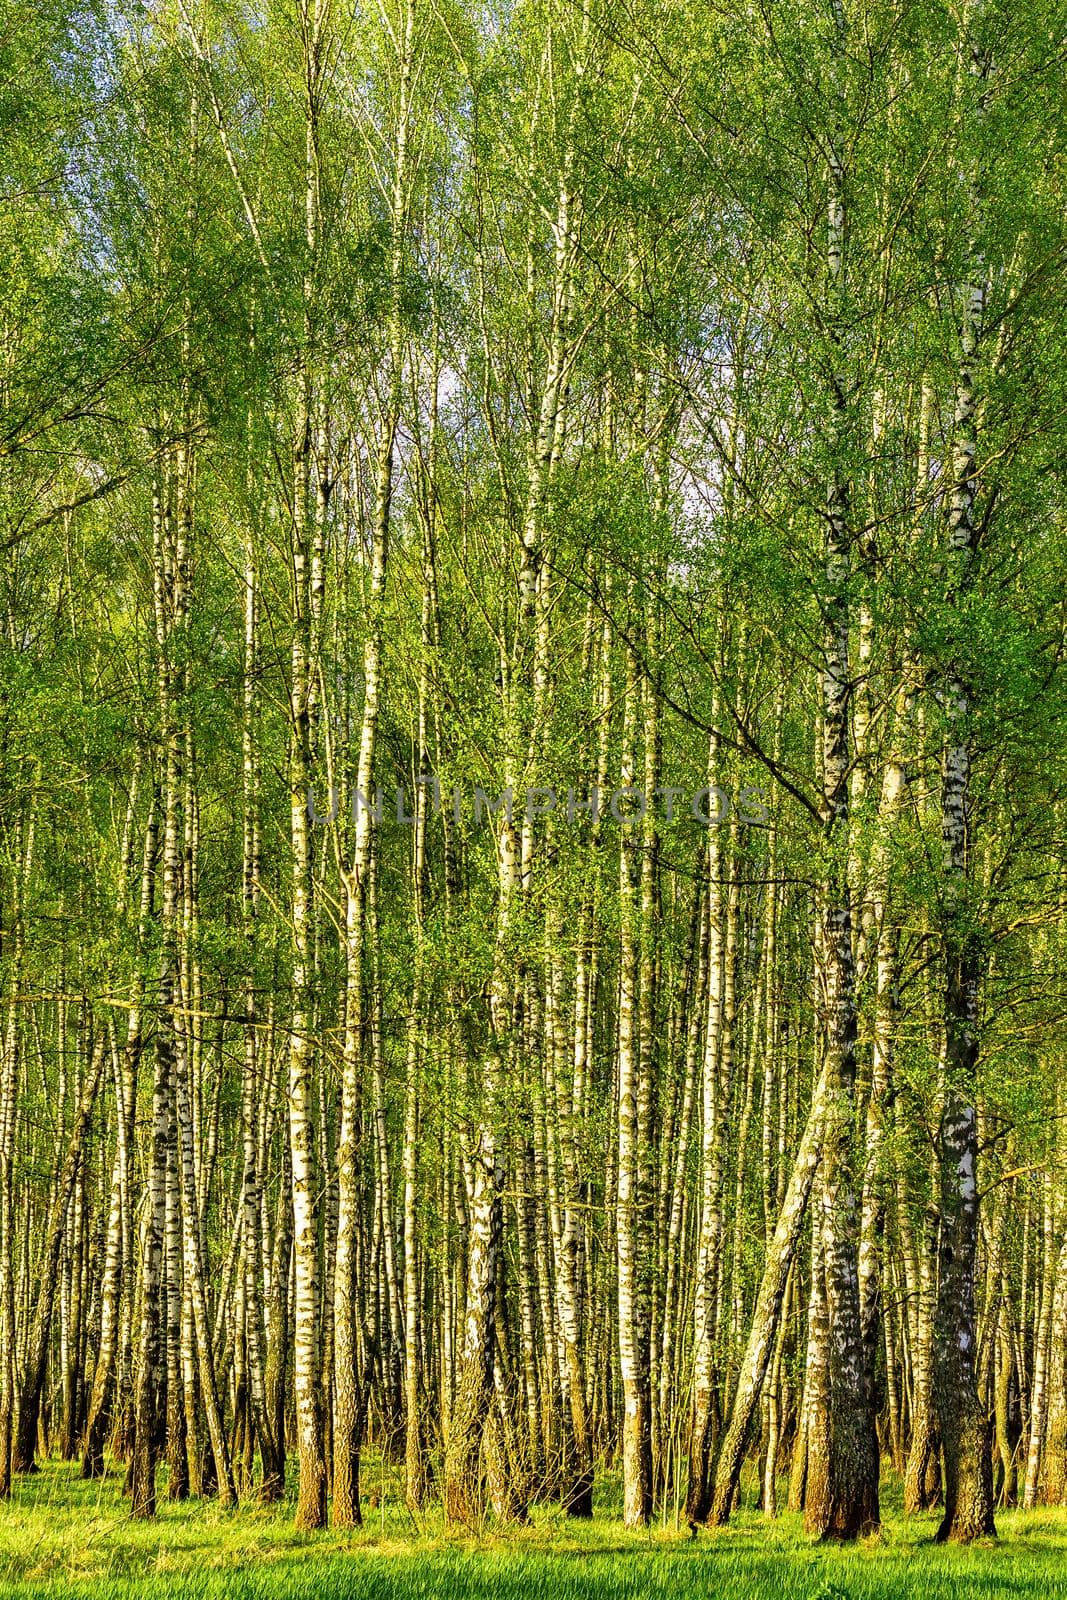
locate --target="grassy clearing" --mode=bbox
[0,1461,1063,1600]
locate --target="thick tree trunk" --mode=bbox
[443,1124,503,1526]
[804,14,879,1535]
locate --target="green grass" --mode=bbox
[0,1460,1064,1600]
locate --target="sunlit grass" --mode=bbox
[0,1457,1064,1598]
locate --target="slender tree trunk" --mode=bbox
[13,1035,105,1472]
[616,618,653,1528]
[707,1061,830,1526]
[932,44,995,1534]
[686,726,727,1525]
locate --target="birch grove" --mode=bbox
[2,0,1067,1551]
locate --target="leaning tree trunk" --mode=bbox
[707,1060,830,1526]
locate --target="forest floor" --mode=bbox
[0,1459,1063,1600]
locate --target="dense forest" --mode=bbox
[2,0,1067,1562]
